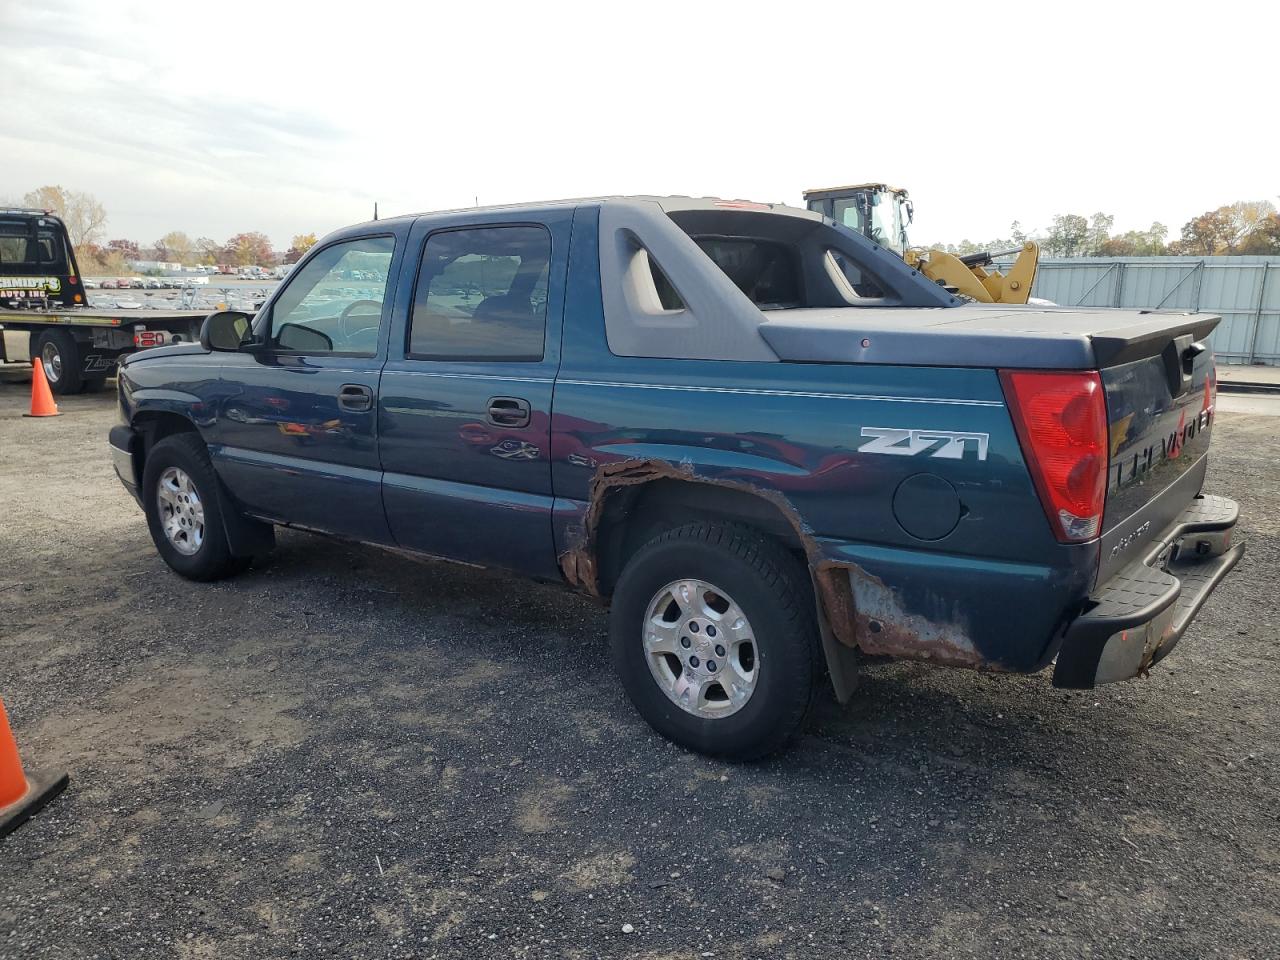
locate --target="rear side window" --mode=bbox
[832,198,864,232]
[409,226,550,361]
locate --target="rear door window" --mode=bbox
[408,226,550,361]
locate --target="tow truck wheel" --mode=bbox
[610,522,822,761]
[32,329,84,395]
[142,434,252,582]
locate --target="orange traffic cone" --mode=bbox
[24,358,60,418]
[0,698,68,840]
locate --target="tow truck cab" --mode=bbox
[0,209,87,309]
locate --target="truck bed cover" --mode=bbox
[757,305,1222,369]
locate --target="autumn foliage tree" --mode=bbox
[1238,213,1280,255]
[106,239,140,258]
[932,200,1279,258]
[194,237,222,265]
[222,231,276,267]
[285,233,318,263]
[1170,201,1279,255]
[154,231,195,265]
[1098,224,1168,257]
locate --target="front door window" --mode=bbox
[267,236,395,355]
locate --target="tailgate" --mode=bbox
[1097,330,1219,584]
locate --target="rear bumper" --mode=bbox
[1053,494,1243,688]
[109,424,142,506]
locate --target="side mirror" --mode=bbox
[200,310,253,352]
[275,322,334,353]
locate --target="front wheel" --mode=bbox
[142,434,251,581]
[610,522,821,760]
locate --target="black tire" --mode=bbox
[142,433,251,582]
[32,329,83,395]
[610,522,821,760]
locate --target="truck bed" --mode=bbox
[0,307,210,327]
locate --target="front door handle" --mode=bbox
[487,396,531,428]
[338,383,374,412]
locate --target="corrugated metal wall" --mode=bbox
[1021,257,1280,365]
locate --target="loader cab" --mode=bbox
[0,209,87,309]
[802,184,913,258]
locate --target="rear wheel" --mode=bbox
[610,522,821,760]
[32,329,83,395]
[142,434,251,581]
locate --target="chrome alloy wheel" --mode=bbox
[642,579,758,718]
[156,466,205,556]
[40,341,63,384]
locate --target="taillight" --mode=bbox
[1000,370,1108,543]
[133,330,166,348]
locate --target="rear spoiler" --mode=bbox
[1090,312,1221,368]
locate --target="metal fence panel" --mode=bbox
[1015,256,1280,365]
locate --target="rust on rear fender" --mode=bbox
[558,459,700,596]
[560,457,997,672]
[815,558,996,669]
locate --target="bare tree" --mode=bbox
[155,231,194,265]
[22,185,108,248]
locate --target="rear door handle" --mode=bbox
[338,383,374,412]
[487,396,531,428]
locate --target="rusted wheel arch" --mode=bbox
[558,459,862,702]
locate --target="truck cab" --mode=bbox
[0,208,87,309]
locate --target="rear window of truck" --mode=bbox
[692,237,800,309]
[0,221,67,269]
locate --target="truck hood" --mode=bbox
[758,304,1221,370]
[119,342,209,365]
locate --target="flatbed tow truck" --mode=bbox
[0,208,216,394]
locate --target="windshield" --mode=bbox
[870,195,906,256]
[830,193,907,257]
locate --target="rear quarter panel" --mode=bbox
[552,206,1094,671]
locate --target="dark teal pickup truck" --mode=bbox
[108,197,1242,758]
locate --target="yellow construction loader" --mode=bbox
[802,184,1040,305]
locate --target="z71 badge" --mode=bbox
[859,426,990,461]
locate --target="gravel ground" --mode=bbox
[0,385,1276,960]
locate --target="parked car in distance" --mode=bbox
[100,279,118,289]
[83,277,100,288]
[109,196,1243,759]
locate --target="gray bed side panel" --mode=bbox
[597,199,778,362]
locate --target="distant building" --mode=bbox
[127,259,183,273]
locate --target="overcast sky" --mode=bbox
[2,0,1274,249]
